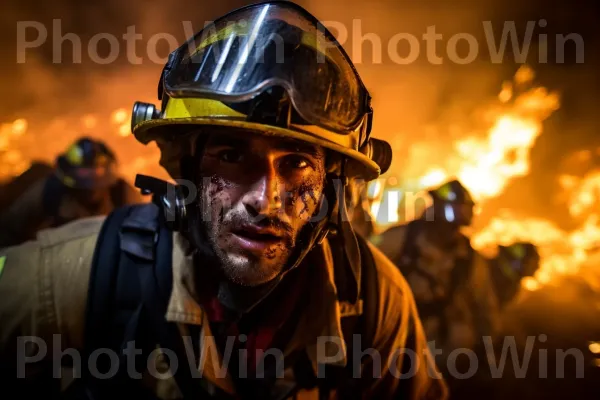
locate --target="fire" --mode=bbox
[471,211,600,291]
[0,105,162,185]
[369,65,560,228]
[470,212,566,251]
[590,342,600,354]
[111,108,128,124]
[368,65,599,292]
[12,119,28,137]
[1,64,597,296]
[453,114,540,199]
[470,166,600,291]
[560,170,600,217]
[82,115,97,130]
[0,119,31,178]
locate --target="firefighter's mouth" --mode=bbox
[229,225,285,252]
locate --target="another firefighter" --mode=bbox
[373,179,500,366]
[0,3,447,399]
[0,136,142,248]
[491,242,541,308]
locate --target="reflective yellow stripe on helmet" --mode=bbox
[507,243,526,259]
[66,144,83,165]
[434,183,453,201]
[164,98,246,119]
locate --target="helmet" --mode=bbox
[54,137,118,189]
[497,242,541,278]
[426,179,475,225]
[130,1,391,181]
[428,179,475,205]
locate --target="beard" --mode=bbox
[198,202,298,286]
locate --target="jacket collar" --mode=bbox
[165,233,362,393]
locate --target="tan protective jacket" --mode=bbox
[0,216,448,399]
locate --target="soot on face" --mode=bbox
[297,175,323,217]
[194,141,328,286]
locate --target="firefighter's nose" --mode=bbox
[242,172,283,217]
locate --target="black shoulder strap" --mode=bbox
[83,204,156,398]
[349,234,380,386]
[41,174,64,220]
[85,204,166,355]
[84,203,219,400]
[447,236,475,299]
[350,234,379,349]
[394,220,421,276]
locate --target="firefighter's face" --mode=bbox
[198,133,326,286]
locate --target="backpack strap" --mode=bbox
[84,203,221,400]
[85,204,166,353]
[393,220,421,277]
[447,235,475,300]
[41,174,65,224]
[348,234,380,385]
[348,234,379,358]
[82,204,162,398]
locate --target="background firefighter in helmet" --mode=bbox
[490,242,541,308]
[0,3,447,399]
[373,179,501,363]
[0,136,143,248]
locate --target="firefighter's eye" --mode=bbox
[282,155,312,170]
[218,149,244,163]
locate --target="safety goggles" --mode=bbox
[161,1,372,135]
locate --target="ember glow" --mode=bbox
[0,104,166,185]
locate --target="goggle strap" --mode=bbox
[158,51,180,101]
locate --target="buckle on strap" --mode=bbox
[119,204,161,261]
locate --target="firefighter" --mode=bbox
[373,179,501,366]
[0,136,143,248]
[491,242,541,308]
[0,3,447,399]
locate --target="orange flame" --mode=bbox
[369,65,560,229]
[367,65,600,292]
